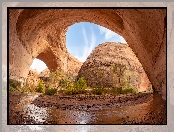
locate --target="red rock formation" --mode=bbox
[26,68,39,86]
[9,9,166,99]
[77,42,152,92]
[38,68,50,78]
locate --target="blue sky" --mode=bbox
[66,22,126,62]
[30,22,127,72]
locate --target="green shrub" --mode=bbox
[64,87,87,95]
[9,79,21,92]
[111,87,122,95]
[121,88,137,94]
[9,86,19,92]
[64,88,76,95]
[122,83,137,94]
[73,77,87,94]
[122,88,133,94]
[58,77,88,95]
[59,78,73,89]
[59,78,73,95]
[132,89,137,94]
[37,80,45,93]
[9,79,21,88]
[110,86,137,95]
[46,69,67,89]
[64,77,87,95]
[74,77,87,88]
[20,83,28,93]
[28,84,37,93]
[59,79,67,88]
[45,88,58,95]
[92,87,103,95]
[18,82,38,93]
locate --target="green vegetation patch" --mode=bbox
[9,79,21,88]
[37,80,45,93]
[110,87,122,95]
[121,88,137,94]
[92,87,103,95]
[9,79,21,92]
[45,88,58,95]
[64,77,87,95]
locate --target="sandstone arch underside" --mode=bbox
[9,9,166,99]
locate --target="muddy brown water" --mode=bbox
[9,92,166,124]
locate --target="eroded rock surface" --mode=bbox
[9,9,166,99]
[78,42,152,92]
[26,68,39,86]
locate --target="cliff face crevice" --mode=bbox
[9,9,166,99]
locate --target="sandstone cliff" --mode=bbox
[26,68,39,86]
[9,9,166,99]
[77,42,152,92]
[38,56,82,82]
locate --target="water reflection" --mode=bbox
[17,94,49,124]
[10,93,166,124]
[24,104,48,123]
[45,108,95,124]
[30,101,153,124]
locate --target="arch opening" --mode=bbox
[66,22,127,63]
[9,8,166,99]
[65,22,152,93]
[30,58,47,73]
[9,8,167,125]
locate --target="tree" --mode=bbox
[110,64,127,89]
[46,69,66,89]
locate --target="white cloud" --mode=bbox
[88,27,96,56]
[98,25,127,43]
[75,26,96,62]
[98,26,117,40]
[30,58,47,73]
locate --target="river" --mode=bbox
[9,92,166,124]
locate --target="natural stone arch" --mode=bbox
[36,46,59,72]
[9,9,166,99]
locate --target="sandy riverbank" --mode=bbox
[31,92,153,111]
[9,92,166,124]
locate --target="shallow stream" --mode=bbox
[9,93,166,124]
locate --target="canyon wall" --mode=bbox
[9,9,166,99]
